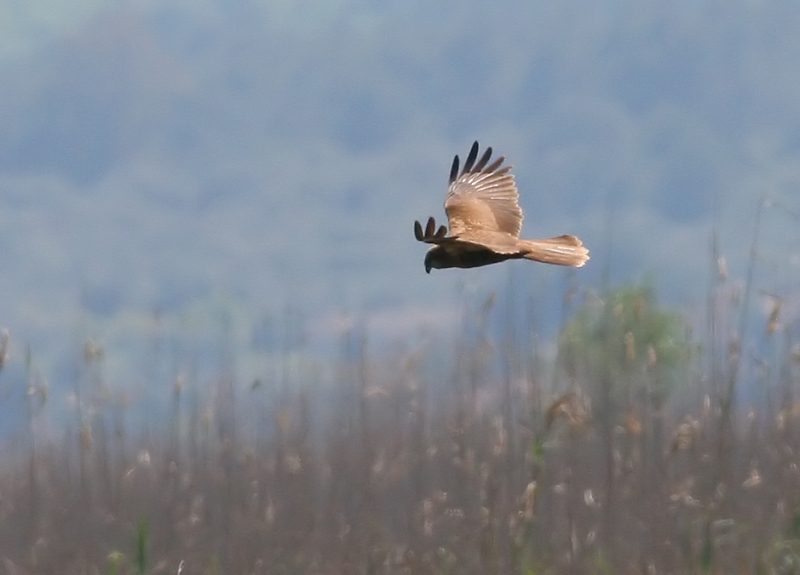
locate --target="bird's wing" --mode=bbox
[454,230,523,254]
[414,217,520,255]
[414,216,452,244]
[444,141,523,239]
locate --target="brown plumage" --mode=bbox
[414,141,589,273]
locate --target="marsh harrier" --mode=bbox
[414,142,589,273]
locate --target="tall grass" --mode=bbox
[0,266,798,574]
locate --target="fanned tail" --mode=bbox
[518,235,589,267]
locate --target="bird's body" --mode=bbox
[415,142,589,273]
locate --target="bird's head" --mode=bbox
[424,247,446,274]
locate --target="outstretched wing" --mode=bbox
[414,216,451,244]
[444,141,523,240]
[414,215,519,259]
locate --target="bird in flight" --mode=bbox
[414,141,589,273]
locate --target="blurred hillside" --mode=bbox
[0,0,799,386]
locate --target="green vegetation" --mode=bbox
[559,281,690,413]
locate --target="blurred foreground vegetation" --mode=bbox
[0,275,799,575]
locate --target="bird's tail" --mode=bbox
[518,235,590,267]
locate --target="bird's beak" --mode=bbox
[425,263,431,274]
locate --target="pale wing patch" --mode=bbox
[444,160,523,239]
[444,197,498,237]
[461,230,523,254]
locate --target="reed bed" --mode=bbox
[0,270,798,575]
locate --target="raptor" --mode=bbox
[414,141,589,273]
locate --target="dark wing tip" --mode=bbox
[425,216,436,238]
[484,156,504,173]
[415,217,450,243]
[473,146,493,172]
[449,154,459,184]
[457,142,500,176]
[462,141,480,174]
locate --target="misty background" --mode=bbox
[1,0,799,398]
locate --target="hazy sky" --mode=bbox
[1,0,799,394]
